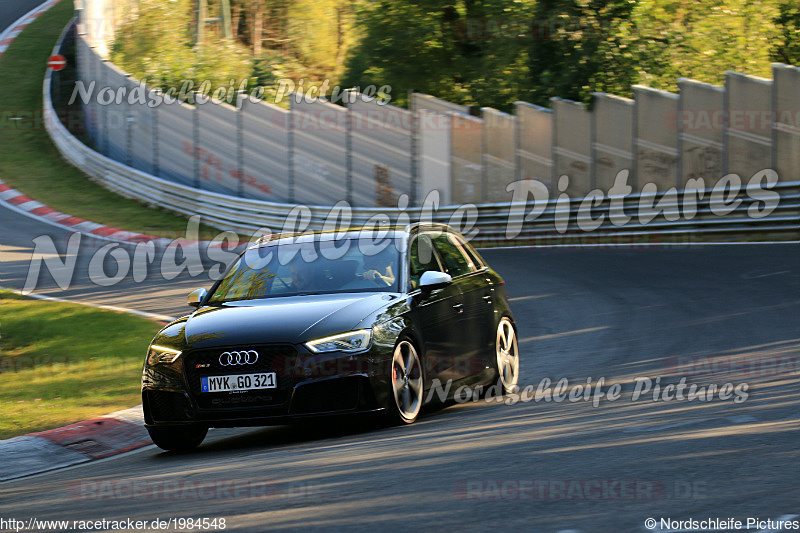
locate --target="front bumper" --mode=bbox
[142,345,393,428]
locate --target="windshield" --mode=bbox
[208,237,401,303]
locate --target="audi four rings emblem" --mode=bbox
[219,350,259,366]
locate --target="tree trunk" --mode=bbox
[252,0,262,56]
[231,5,240,41]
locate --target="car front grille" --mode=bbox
[183,344,301,409]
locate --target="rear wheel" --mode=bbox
[494,317,519,394]
[387,338,424,424]
[147,425,207,452]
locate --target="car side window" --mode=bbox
[431,233,475,278]
[451,233,485,270]
[408,235,444,290]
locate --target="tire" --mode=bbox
[386,337,424,425]
[147,425,207,452]
[493,317,520,395]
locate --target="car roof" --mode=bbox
[246,223,455,250]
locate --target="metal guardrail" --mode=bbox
[44,20,800,246]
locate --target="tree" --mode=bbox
[342,0,533,111]
[772,0,800,65]
[111,0,253,96]
[525,0,784,106]
[526,0,639,106]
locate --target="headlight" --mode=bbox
[147,345,182,365]
[305,330,372,353]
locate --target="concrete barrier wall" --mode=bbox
[127,85,157,176]
[482,108,516,203]
[156,99,195,188]
[348,93,414,206]
[552,98,591,196]
[101,60,128,165]
[417,109,451,205]
[725,72,773,180]
[678,78,724,186]
[450,112,484,204]
[592,93,633,192]
[515,102,553,190]
[411,92,469,115]
[774,64,800,181]
[75,36,98,146]
[239,97,290,201]
[196,98,241,196]
[73,25,799,209]
[634,85,679,191]
[291,97,348,205]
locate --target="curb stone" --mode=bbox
[0,406,152,482]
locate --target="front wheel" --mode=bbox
[147,425,207,452]
[386,338,424,425]
[493,317,519,394]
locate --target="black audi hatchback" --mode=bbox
[142,223,519,450]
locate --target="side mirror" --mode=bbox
[187,288,208,308]
[419,271,452,291]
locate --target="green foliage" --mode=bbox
[285,0,359,80]
[0,291,162,438]
[526,0,640,106]
[342,0,534,111]
[772,0,800,65]
[346,0,796,109]
[526,0,784,105]
[628,0,781,91]
[110,0,253,95]
[110,0,800,111]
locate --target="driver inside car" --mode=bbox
[361,248,397,287]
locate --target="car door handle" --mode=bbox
[483,295,492,303]
[452,302,463,312]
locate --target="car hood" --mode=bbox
[183,292,395,348]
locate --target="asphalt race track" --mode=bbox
[0,0,43,32]
[1,191,799,531]
[0,202,242,318]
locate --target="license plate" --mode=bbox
[201,373,277,393]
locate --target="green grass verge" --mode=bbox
[0,0,219,240]
[0,291,163,439]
